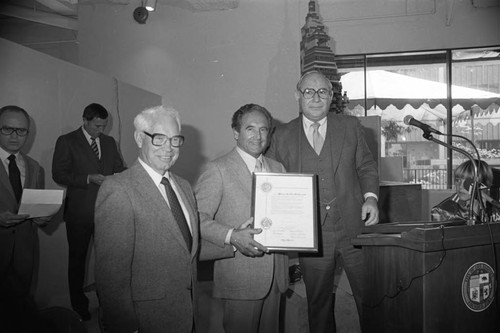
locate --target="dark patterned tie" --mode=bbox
[8,154,23,202]
[90,137,99,159]
[312,122,324,155]
[161,177,192,249]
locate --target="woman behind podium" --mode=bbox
[431,159,500,223]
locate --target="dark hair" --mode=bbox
[82,103,109,121]
[231,104,272,132]
[455,159,494,188]
[0,105,30,128]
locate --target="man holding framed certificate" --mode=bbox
[266,70,379,333]
[195,104,288,333]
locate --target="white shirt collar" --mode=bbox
[0,147,17,161]
[81,126,99,143]
[138,157,170,186]
[236,146,263,173]
[302,115,327,130]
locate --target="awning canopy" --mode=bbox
[341,70,500,110]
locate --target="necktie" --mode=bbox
[8,154,23,202]
[254,159,263,173]
[161,177,192,249]
[90,137,99,159]
[311,122,324,155]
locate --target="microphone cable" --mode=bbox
[365,225,447,309]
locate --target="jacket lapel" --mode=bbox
[226,148,252,198]
[327,114,345,176]
[170,173,199,258]
[131,163,191,254]
[0,159,15,201]
[21,153,33,188]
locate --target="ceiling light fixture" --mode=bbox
[145,0,157,12]
[133,6,149,24]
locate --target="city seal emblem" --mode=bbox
[260,217,272,230]
[261,182,272,193]
[461,261,495,312]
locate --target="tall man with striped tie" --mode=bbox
[52,103,125,321]
[266,71,380,332]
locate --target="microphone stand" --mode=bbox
[421,131,479,226]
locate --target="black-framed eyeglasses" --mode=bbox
[300,88,332,100]
[0,127,29,137]
[143,131,184,147]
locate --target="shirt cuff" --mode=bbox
[225,228,234,245]
[364,193,378,201]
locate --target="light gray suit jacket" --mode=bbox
[195,148,289,300]
[94,161,199,333]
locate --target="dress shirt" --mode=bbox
[302,116,327,148]
[301,115,378,202]
[236,146,266,173]
[0,147,26,187]
[138,158,192,234]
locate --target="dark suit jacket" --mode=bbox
[94,161,199,333]
[52,128,125,224]
[195,148,289,300]
[0,152,44,291]
[266,113,379,238]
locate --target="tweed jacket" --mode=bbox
[94,161,199,333]
[195,148,289,300]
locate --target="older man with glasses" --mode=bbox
[94,105,199,333]
[267,70,379,333]
[0,105,51,331]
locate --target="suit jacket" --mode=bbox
[94,161,199,333]
[195,148,289,300]
[0,153,44,285]
[266,113,379,238]
[52,128,125,224]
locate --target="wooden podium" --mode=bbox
[352,222,500,333]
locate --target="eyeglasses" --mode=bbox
[0,127,29,137]
[300,88,331,100]
[143,131,184,147]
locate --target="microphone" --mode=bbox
[463,178,500,208]
[403,115,442,135]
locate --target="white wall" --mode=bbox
[78,0,302,182]
[77,0,500,183]
[0,37,162,308]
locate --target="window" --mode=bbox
[337,46,500,189]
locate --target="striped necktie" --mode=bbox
[161,177,192,249]
[90,137,99,159]
[311,122,324,155]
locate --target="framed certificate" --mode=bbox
[251,172,318,252]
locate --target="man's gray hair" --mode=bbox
[134,105,182,132]
[296,70,333,91]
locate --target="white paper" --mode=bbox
[18,189,64,218]
[253,173,316,250]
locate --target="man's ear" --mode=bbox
[294,91,301,102]
[233,129,239,141]
[134,131,143,148]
